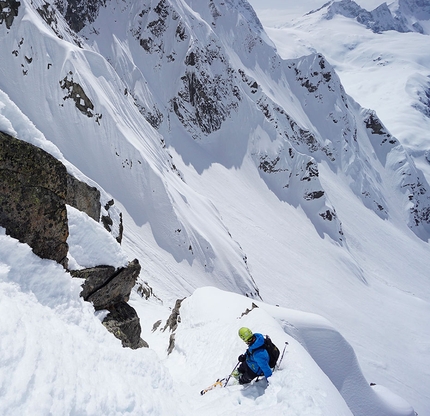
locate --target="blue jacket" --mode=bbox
[245,333,273,379]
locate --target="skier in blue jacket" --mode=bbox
[233,327,272,384]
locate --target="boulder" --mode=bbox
[0,131,69,267]
[71,259,147,349]
[81,259,140,310]
[103,301,148,349]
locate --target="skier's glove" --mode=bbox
[238,354,246,362]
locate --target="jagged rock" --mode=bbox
[167,333,176,355]
[54,0,105,33]
[71,265,116,299]
[60,72,102,123]
[0,131,69,267]
[101,199,123,244]
[0,132,106,267]
[321,0,424,34]
[152,320,162,332]
[73,259,141,310]
[102,301,148,349]
[163,298,184,333]
[240,302,259,317]
[66,174,101,221]
[413,78,430,118]
[162,298,185,354]
[0,0,20,29]
[71,259,147,349]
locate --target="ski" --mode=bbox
[200,378,227,395]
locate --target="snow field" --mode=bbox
[0,230,181,416]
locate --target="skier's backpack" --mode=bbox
[262,335,280,368]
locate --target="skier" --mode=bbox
[232,327,273,385]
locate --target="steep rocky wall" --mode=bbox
[0,131,70,266]
[0,131,101,267]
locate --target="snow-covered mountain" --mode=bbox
[310,0,430,34]
[1,0,430,414]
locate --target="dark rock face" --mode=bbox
[172,46,241,137]
[0,132,102,267]
[54,0,105,33]
[71,259,147,349]
[101,199,123,244]
[0,131,69,267]
[0,0,21,29]
[77,259,141,309]
[66,174,101,221]
[60,73,102,123]
[103,301,148,349]
[414,78,430,118]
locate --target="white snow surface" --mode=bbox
[0,85,425,415]
[1,0,430,415]
[0,221,414,415]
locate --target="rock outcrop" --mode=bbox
[0,132,101,267]
[0,131,70,267]
[0,132,144,348]
[162,298,184,354]
[0,0,21,29]
[71,259,147,349]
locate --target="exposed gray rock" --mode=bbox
[167,333,176,355]
[0,132,106,267]
[54,0,105,33]
[160,297,185,354]
[240,302,259,317]
[321,0,424,34]
[0,131,69,267]
[413,78,430,118]
[163,298,184,333]
[60,72,102,123]
[103,301,148,349]
[0,0,20,29]
[66,173,101,221]
[71,265,116,299]
[152,319,162,332]
[71,259,147,349]
[101,199,123,244]
[74,259,141,310]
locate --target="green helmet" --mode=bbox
[238,327,253,342]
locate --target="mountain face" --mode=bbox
[1,0,430,259]
[65,0,430,239]
[315,0,430,34]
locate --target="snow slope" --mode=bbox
[0,217,414,415]
[251,0,430,181]
[1,77,426,415]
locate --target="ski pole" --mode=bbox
[276,341,289,370]
[223,361,240,387]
